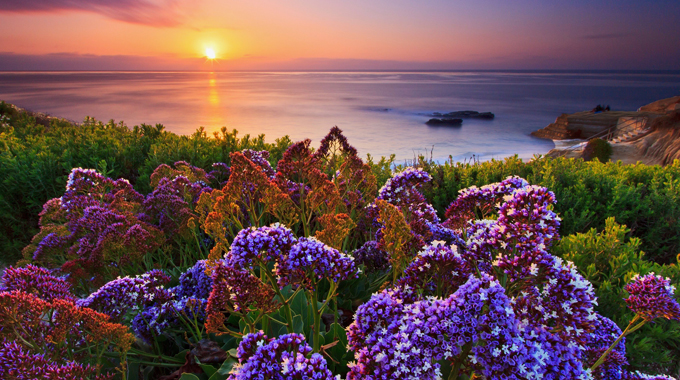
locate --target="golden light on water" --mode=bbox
[205,48,216,60]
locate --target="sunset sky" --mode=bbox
[0,0,678,71]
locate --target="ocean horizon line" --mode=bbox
[1,69,680,75]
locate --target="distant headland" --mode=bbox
[531,96,680,165]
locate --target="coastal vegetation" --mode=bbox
[1,101,680,379]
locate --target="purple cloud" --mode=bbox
[0,0,187,27]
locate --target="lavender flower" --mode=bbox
[352,240,390,272]
[282,237,357,286]
[242,149,276,178]
[0,340,109,380]
[77,270,173,321]
[173,260,213,299]
[624,273,680,321]
[228,332,334,380]
[226,223,297,270]
[0,264,74,302]
[132,296,207,343]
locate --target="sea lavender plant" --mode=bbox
[228,332,335,380]
[77,269,173,321]
[0,264,75,302]
[591,273,680,374]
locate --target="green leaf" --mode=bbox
[199,364,217,377]
[179,374,200,380]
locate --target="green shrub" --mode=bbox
[419,155,680,264]
[582,137,613,162]
[0,103,291,264]
[553,218,680,374]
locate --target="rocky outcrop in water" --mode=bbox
[426,118,463,126]
[432,110,494,119]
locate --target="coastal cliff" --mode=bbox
[536,96,680,165]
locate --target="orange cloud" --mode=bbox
[0,0,190,27]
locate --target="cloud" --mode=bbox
[581,33,628,40]
[0,0,188,27]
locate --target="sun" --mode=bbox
[205,48,216,60]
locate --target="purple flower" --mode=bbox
[131,296,207,343]
[173,260,214,299]
[353,240,390,272]
[0,264,74,302]
[226,223,297,270]
[228,332,334,380]
[0,340,109,380]
[397,242,471,297]
[242,149,276,178]
[443,176,528,230]
[77,270,173,321]
[584,315,628,380]
[282,237,357,286]
[624,273,680,321]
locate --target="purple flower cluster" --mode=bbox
[348,275,530,380]
[377,167,438,223]
[27,168,164,286]
[283,237,356,285]
[242,149,276,178]
[77,269,173,321]
[584,315,628,380]
[173,260,214,299]
[142,175,209,236]
[0,264,74,302]
[227,223,298,270]
[397,242,471,296]
[349,177,616,379]
[131,296,207,343]
[444,176,529,230]
[228,332,334,380]
[624,273,680,321]
[353,240,390,272]
[0,340,111,380]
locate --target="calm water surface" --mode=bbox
[1,71,678,162]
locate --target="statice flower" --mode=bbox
[468,278,529,380]
[0,340,112,380]
[352,240,390,272]
[377,167,438,223]
[132,296,207,343]
[513,257,598,342]
[207,162,231,188]
[624,273,680,321]
[173,259,213,299]
[625,372,678,380]
[142,175,208,236]
[0,264,74,302]
[348,275,531,380]
[77,270,173,321]
[242,149,276,178]
[584,315,628,380]
[282,237,357,286]
[496,184,561,250]
[397,242,471,296]
[226,223,297,270]
[443,176,529,229]
[228,332,334,380]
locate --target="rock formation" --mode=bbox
[542,96,680,165]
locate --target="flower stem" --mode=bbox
[591,314,643,371]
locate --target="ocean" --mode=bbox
[1,70,678,162]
